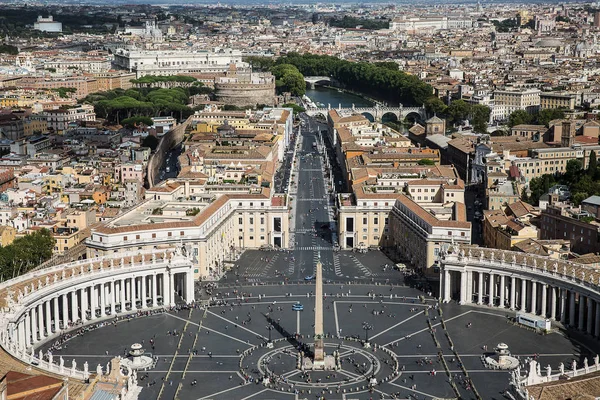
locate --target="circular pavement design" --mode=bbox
[36,283,599,400]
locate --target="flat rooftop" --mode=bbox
[107,200,211,228]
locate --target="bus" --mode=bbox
[516,312,551,331]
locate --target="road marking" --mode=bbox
[334,301,340,337]
[196,383,245,400]
[388,381,439,399]
[296,310,301,334]
[368,312,423,341]
[206,310,268,341]
[384,310,472,347]
[165,313,252,345]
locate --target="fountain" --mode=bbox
[483,343,519,370]
[120,343,154,371]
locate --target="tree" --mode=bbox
[424,97,447,116]
[282,103,305,115]
[271,64,306,96]
[565,159,582,182]
[142,135,159,151]
[418,159,436,165]
[0,229,55,280]
[589,150,598,176]
[536,108,565,127]
[471,104,491,134]
[508,109,533,127]
[121,116,153,128]
[447,100,470,124]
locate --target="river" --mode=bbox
[305,86,373,108]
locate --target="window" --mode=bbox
[136,235,140,240]
[239,217,243,224]
[152,233,156,239]
[250,217,254,224]
[180,231,184,236]
[363,217,367,224]
[124,236,128,241]
[274,217,282,232]
[260,236,265,240]
[168,232,172,237]
[374,217,379,225]
[249,236,254,240]
[260,217,264,224]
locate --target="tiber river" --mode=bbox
[304,87,373,109]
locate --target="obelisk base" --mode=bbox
[314,337,324,362]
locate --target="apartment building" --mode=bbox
[494,88,541,113]
[540,92,577,110]
[388,194,471,275]
[113,48,247,78]
[86,187,289,279]
[540,202,600,255]
[43,105,96,133]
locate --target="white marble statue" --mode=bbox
[595,355,599,367]
[59,356,64,373]
[559,362,564,375]
[546,365,551,377]
[96,364,103,376]
[71,359,77,374]
[584,357,589,372]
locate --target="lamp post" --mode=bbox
[362,322,373,348]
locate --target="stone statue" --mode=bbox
[71,359,77,374]
[532,259,537,268]
[84,361,88,374]
[152,253,156,264]
[99,260,104,270]
[582,271,586,281]
[59,356,64,373]
[37,280,42,289]
[468,249,472,258]
[106,361,111,375]
[563,266,567,276]
[80,265,84,274]
[501,252,505,263]
[163,250,167,260]
[512,254,516,265]
[61,269,66,279]
[479,251,483,262]
[594,355,599,367]
[130,255,134,266]
[38,350,43,360]
[584,357,589,372]
[543,261,547,271]
[110,259,114,269]
[45,276,49,285]
[559,362,564,375]
[48,353,53,365]
[546,365,551,377]
[53,274,58,283]
[572,360,577,374]
[24,286,28,295]
[490,251,495,262]
[30,283,34,291]
[120,258,124,267]
[174,245,182,256]
[96,364,103,376]
[536,362,541,377]
[89,262,94,271]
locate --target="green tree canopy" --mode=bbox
[142,135,160,151]
[446,100,470,124]
[121,116,153,128]
[537,108,565,127]
[0,229,55,281]
[471,104,491,134]
[508,109,533,127]
[424,97,447,116]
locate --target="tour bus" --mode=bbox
[516,312,551,331]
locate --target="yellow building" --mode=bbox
[0,226,16,247]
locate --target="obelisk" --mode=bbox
[313,254,324,362]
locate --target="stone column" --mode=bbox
[488,273,495,306]
[152,275,158,307]
[477,272,483,305]
[62,294,69,326]
[510,276,516,310]
[186,270,195,304]
[499,275,505,308]
[24,312,31,347]
[132,277,139,310]
[578,295,585,331]
[595,302,600,338]
[110,281,116,315]
[45,301,51,336]
[80,287,88,322]
[520,279,527,311]
[120,279,126,312]
[541,284,547,317]
[53,297,60,332]
[141,275,147,309]
[530,281,537,315]
[90,284,97,320]
[443,270,451,303]
[99,282,106,316]
[550,287,557,320]
[18,321,25,349]
[569,291,576,327]
[37,304,44,339]
[587,297,594,335]
[30,306,37,343]
[560,289,567,324]
[71,289,78,323]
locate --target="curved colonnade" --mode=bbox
[440,246,600,337]
[0,250,195,380]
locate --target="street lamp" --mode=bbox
[362,322,373,348]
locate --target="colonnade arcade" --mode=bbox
[0,249,195,380]
[440,246,600,337]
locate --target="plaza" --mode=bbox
[37,281,598,400]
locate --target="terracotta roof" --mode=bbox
[527,369,600,400]
[395,194,471,229]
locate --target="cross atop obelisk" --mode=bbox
[313,252,324,362]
